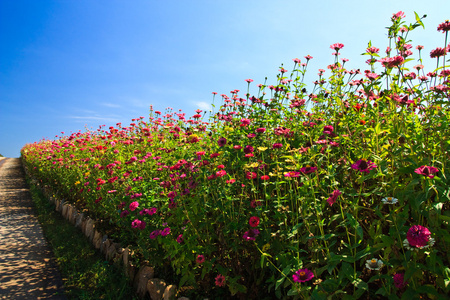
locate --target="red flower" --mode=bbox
[246,172,257,180]
[260,175,270,181]
[215,274,226,287]
[249,216,260,227]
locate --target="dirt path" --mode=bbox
[0,157,66,299]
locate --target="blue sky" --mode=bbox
[1,0,449,157]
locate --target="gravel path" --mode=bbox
[0,157,66,300]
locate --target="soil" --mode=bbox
[0,157,66,299]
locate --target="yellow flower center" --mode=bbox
[299,271,305,276]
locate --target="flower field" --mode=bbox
[21,12,450,299]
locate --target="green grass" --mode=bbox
[27,177,138,300]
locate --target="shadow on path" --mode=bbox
[0,158,66,300]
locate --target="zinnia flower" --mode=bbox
[196,254,205,264]
[217,137,227,147]
[393,273,407,289]
[351,159,377,174]
[437,20,450,32]
[365,258,383,270]
[249,216,260,227]
[327,190,341,206]
[414,165,439,179]
[243,229,260,241]
[406,225,432,248]
[215,274,226,287]
[129,201,139,211]
[292,268,314,283]
[381,197,398,204]
[300,165,317,174]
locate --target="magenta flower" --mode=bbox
[406,225,431,248]
[351,159,377,174]
[217,137,227,147]
[300,165,317,175]
[149,230,160,239]
[244,145,254,154]
[243,229,260,241]
[176,234,183,243]
[161,227,171,237]
[393,273,407,289]
[292,268,314,283]
[327,190,342,206]
[414,165,439,179]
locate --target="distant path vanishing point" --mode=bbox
[0,157,66,300]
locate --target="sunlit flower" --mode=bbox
[381,197,398,204]
[292,268,314,283]
[430,47,447,58]
[365,258,383,270]
[437,20,450,32]
[393,273,407,289]
[330,43,344,51]
[414,165,439,179]
[351,159,377,174]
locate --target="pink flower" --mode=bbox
[244,145,254,154]
[437,20,450,32]
[196,254,205,264]
[245,78,254,83]
[407,225,431,248]
[430,47,447,58]
[129,201,139,211]
[392,11,405,20]
[414,165,439,179]
[249,216,260,227]
[215,274,226,287]
[351,159,377,174]
[327,190,341,206]
[330,43,344,51]
[292,268,314,283]
[393,273,407,289]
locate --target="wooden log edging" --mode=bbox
[24,167,195,300]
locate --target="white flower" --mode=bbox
[365,258,383,270]
[381,197,398,204]
[403,238,435,251]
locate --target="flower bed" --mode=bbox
[21,12,450,299]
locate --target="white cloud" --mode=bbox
[193,101,212,111]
